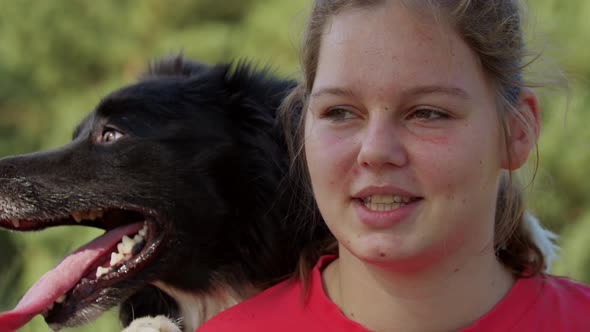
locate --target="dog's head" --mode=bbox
[0,56,313,330]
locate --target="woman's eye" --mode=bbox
[100,129,124,143]
[322,107,357,122]
[409,108,448,120]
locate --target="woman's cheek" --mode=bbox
[411,137,467,193]
[412,132,495,204]
[306,124,359,186]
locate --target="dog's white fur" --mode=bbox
[151,281,250,332]
[122,315,182,332]
[523,212,560,271]
[122,213,560,332]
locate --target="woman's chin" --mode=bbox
[341,234,448,272]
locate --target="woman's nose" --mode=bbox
[356,118,408,169]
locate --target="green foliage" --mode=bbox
[0,1,307,331]
[0,232,23,309]
[553,212,590,284]
[522,1,590,283]
[0,0,588,331]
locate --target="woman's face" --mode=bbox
[305,2,506,269]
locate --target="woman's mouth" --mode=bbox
[361,195,420,211]
[354,194,423,228]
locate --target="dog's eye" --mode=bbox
[100,129,124,143]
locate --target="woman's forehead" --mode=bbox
[314,2,488,98]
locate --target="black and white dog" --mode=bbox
[0,56,327,332]
[0,56,558,332]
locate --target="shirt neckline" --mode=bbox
[306,255,544,332]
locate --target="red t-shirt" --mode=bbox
[197,256,590,331]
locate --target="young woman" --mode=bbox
[198,1,590,331]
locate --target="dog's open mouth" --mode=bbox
[0,207,164,330]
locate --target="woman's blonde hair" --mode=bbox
[281,0,547,284]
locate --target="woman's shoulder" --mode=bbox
[196,278,303,332]
[197,255,340,332]
[463,274,590,332]
[541,275,590,306]
[513,275,590,331]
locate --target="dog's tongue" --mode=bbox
[0,222,144,332]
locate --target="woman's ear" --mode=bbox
[501,87,541,170]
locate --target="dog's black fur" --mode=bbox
[0,56,326,331]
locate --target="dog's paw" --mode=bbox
[121,315,182,332]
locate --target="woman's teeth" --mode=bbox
[363,195,415,211]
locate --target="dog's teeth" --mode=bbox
[119,235,135,254]
[115,232,146,257]
[55,295,66,303]
[110,252,125,266]
[72,212,83,223]
[96,266,109,278]
[117,242,125,254]
[122,235,134,245]
[47,302,54,311]
[138,227,147,237]
[87,209,104,220]
[10,219,20,228]
[132,241,144,255]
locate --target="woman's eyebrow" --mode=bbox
[311,85,470,100]
[403,85,470,99]
[310,87,356,99]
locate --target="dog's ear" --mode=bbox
[140,54,211,80]
[222,62,296,108]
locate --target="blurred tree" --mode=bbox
[522,1,590,284]
[0,0,588,331]
[553,213,590,284]
[0,1,306,330]
[0,232,23,309]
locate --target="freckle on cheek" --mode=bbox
[379,253,386,257]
